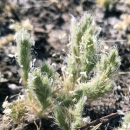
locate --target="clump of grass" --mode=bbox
[2,13,121,130]
[114,14,130,31]
[96,0,117,11]
[114,14,130,45]
[53,13,120,130]
[2,95,27,124]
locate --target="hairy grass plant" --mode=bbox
[53,13,120,130]
[2,12,121,130]
[2,95,27,124]
[27,63,55,118]
[14,28,34,85]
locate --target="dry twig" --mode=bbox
[76,112,119,130]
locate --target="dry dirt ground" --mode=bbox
[0,0,130,130]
